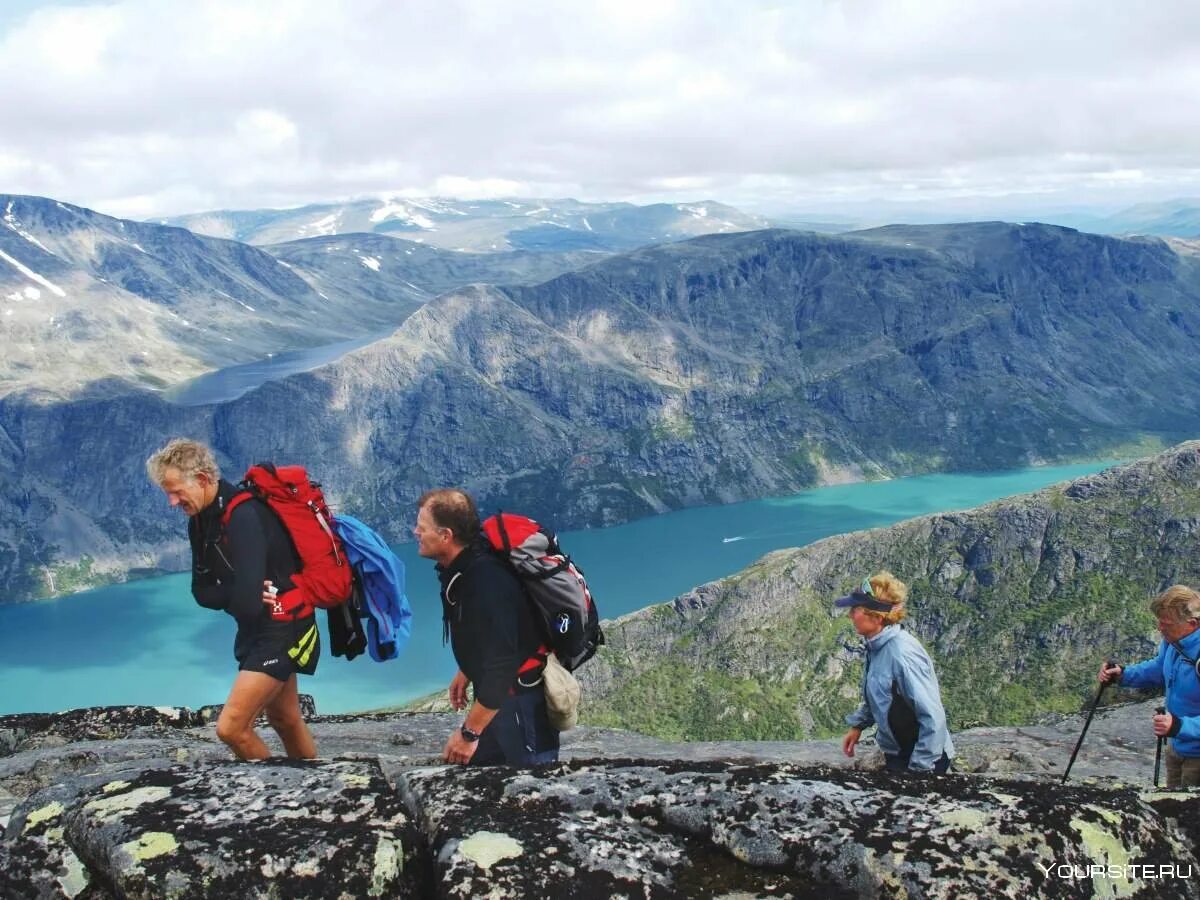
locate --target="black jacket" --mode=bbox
[188,478,310,661]
[437,538,542,710]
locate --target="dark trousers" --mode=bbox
[1164,744,1200,789]
[471,687,560,767]
[885,750,953,774]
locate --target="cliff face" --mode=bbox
[579,442,1200,741]
[1,701,1197,899]
[6,224,1200,601]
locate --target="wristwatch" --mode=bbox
[460,724,481,743]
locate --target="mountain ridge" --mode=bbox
[579,442,1200,741]
[0,195,606,399]
[4,222,1200,601]
[162,196,771,252]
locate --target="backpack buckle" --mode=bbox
[516,669,544,688]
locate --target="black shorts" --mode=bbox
[239,620,321,681]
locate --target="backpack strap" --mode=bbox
[219,490,254,530]
[495,509,512,553]
[515,645,549,688]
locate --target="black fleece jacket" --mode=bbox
[437,538,542,710]
[188,479,308,661]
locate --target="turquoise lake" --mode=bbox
[0,460,1119,715]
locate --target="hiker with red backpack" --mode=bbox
[146,438,321,761]
[416,489,560,767]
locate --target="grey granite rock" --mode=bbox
[401,759,1198,899]
[2,702,1199,898]
[61,758,423,899]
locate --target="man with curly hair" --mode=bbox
[146,438,319,760]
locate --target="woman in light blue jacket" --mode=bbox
[838,571,954,773]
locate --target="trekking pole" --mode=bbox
[1154,705,1166,788]
[1061,660,1116,784]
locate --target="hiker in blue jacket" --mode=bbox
[1099,584,1200,788]
[838,571,954,774]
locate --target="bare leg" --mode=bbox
[215,671,287,760]
[264,674,318,759]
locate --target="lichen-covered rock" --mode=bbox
[402,759,1199,899]
[0,707,205,759]
[3,704,1200,898]
[59,758,424,899]
[197,694,316,725]
[1,782,98,900]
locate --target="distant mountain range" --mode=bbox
[581,442,1200,741]
[1092,199,1200,237]
[763,198,1200,239]
[0,195,603,398]
[3,215,1200,601]
[161,197,771,252]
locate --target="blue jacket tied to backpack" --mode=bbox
[846,625,955,771]
[334,515,412,662]
[1121,628,1200,758]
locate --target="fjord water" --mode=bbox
[0,460,1118,715]
[163,329,396,406]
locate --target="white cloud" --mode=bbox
[235,109,299,153]
[1,0,1199,219]
[431,177,525,199]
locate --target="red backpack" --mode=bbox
[221,463,353,610]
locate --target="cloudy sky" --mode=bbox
[2,0,1199,220]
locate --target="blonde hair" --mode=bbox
[862,570,908,626]
[1151,585,1200,624]
[145,438,220,486]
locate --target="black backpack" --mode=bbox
[481,512,604,671]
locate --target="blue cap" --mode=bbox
[833,590,897,613]
[834,577,897,613]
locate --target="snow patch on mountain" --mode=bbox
[216,289,255,312]
[298,212,343,238]
[406,198,466,216]
[4,201,55,255]
[0,249,67,297]
[370,200,436,229]
[369,200,411,224]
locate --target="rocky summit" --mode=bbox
[1,699,1198,898]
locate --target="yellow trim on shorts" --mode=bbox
[288,624,318,667]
